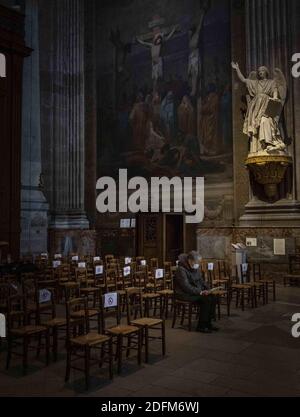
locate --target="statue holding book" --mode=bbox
[232,62,292,201]
[231,62,287,154]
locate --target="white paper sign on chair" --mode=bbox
[39,289,52,304]
[141,260,147,266]
[41,253,48,258]
[123,266,131,277]
[242,263,248,272]
[104,292,118,308]
[78,262,86,268]
[72,255,79,261]
[0,313,5,338]
[53,260,61,268]
[94,256,100,262]
[208,263,214,271]
[54,254,62,259]
[125,257,132,265]
[95,265,104,275]
[155,269,164,279]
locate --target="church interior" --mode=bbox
[0,0,300,398]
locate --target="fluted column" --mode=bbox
[20,0,49,255]
[50,0,88,229]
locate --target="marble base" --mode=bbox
[239,198,300,227]
[48,228,96,257]
[49,213,89,229]
[20,188,49,255]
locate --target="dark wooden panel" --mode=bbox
[0,4,31,260]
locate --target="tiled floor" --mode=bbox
[0,285,300,397]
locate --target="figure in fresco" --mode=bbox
[136,15,177,91]
[160,91,177,143]
[129,93,149,152]
[231,62,287,154]
[145,121,166,163]
[198,83,220,156]
[188,0,210,96]
[178,95,196,137]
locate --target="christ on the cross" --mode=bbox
[136,15,177,91]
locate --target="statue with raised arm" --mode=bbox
[232,61,288,154]
[188,0,210,96]
[136,16,176,91]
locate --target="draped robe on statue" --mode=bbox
[244,79,283,151]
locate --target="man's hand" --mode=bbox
[200,290,210,296]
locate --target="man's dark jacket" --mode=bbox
[174,255,209,301]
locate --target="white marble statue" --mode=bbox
[231,62,288,154]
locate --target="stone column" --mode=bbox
[49,0,88,230]
[20,0,49,256]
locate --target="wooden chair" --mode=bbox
[100,292,142,374]
[283,255,300,287]
[75,267,98,308]
[150,258,159,268]
[126,288,166,363]
[230,265,256,311]
[37,287,66,361]
[252,263,275,303]
[172,296,200,332]
[6,294,50,375]
[65,297,113,390]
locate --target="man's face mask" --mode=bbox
[192,263,200,270]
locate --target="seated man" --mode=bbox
[174,251,219,333]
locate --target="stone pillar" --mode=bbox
[20,0,49,256]
[39,0,93,255]
[49,0,88,230]
[239,0,300,226]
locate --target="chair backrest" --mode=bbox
[37,287,56,322]
[133,270,147,289]
[100,292,120,332]
[6,294,26,330]
[66,297,89,342]
[218,260,228,279]
[252,263,261,281]
[75,267,88,283]
[152,268,165,291]
[150,258,159,268]
[239,263,250,284]
[126,288,143,323]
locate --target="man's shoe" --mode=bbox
[196,327,212,334]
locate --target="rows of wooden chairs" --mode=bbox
[0,254,169,389]
[172,260,277,331]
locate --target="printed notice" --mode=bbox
[274,238,286,255]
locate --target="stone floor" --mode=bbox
[0,285,300,397]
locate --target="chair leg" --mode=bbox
[53,327,58,362]
[217,297,221,320]
[23,336,29,376]
[45,329,50,366]
[171,303,177,328]
[241,289,245,311]
[137,329,142,366]
[117,335,123,374]
[126,335,131,358]
[108,339,113,379]
[188,304,192,332]
[85,345,90,390]
[144,326,149,363]
[6,337,12,370]
[162,321,166,356]
[165,296,170,319]
[65,346,71,382]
